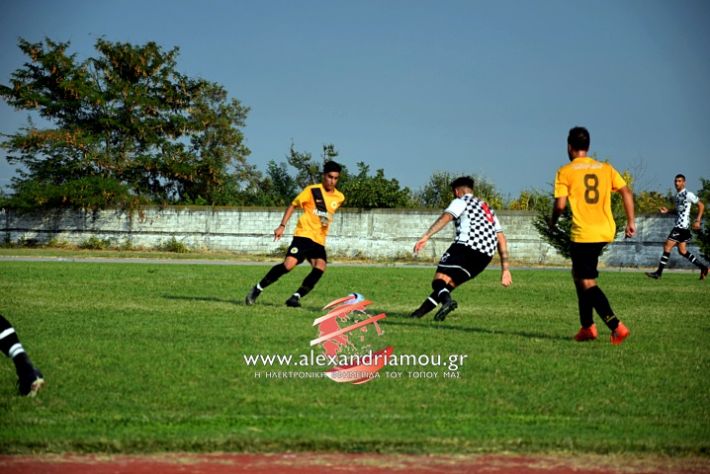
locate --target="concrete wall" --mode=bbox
[1,207,705,268]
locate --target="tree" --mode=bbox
[635,190,672,214]
[415,171,503,209]
[508,188,551,212]
[0,37,252,209]
[338,162,412,209]
[287,142,327,190]
[244,160,298,207]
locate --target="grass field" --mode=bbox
[0,258,708,456]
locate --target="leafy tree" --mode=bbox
[286,142,331,190]
[635,190,672,214]
[507,188,551,212]
[339,162,411,209]
[416,171,503,209]
[242,160,297,207]
[0,37,252,209]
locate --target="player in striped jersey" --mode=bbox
[409,176,512,321]
[645,174,708,280]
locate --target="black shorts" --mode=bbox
[667,227,692,244]
[286,236,327,264]
[436,243,492,286]
[570,242,606,279]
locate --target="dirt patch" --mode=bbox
[1,453,709,474]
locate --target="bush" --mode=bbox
[79,236,111,250]
[158,237,190,253]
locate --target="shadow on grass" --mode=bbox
[163,294,240,305]
[162,294,324,313]
[383,315,570,341]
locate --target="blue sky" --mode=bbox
[1,0,709,198]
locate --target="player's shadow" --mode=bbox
[383,316,570,341]
[163,294,239,305]
[162,294,323,312]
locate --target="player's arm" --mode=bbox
[549,196,567,229]
[274,204,297,241]
[413,212,453,253]
[496,232,512,287]
[617,186,636,238]
[693,200,704,230]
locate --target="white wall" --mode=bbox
[1,207,704,268]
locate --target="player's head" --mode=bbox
[322,161,342,191]
[567,126,590,159]
[674,174,686,191]
[450,176,474,197]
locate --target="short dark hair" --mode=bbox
[568,126,590,151]
[450,176,474,191]
[675,174,686,181]
[323,161,342,174]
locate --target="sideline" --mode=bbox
[0,255,438,268]
[0,254,670,272]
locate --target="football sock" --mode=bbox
[575,285,594,328]
[295,268,324,298]
[656,251,670,275]
[0,315,31,374]
[412,296,437,316]
[432,279,451,304]
[680,251,707,270]
[258,263,289,289]
[584,286,619,330]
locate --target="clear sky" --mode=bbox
[1,0,709,198]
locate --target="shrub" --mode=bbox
[79,236,111,250]
[158,237,190,253]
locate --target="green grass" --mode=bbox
[0,260,708,455]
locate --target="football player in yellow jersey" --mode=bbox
[550,127,636,345]
[246,161,345,307]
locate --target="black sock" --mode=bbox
[412,296,437,316]
[0,314,21,358]
[584,286,619,330]
[432,279,451,304]
[295,268,324,298]
[657,251,670,275]
[681,251,707,270]
[575,285,594,328]
[0,315,31,374]
[258,263,290,290]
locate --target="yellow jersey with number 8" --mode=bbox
[554,157,627,243]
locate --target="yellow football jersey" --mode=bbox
[554,157,627,243]
[292,184,345,246]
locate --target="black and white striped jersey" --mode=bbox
[444,194,503,257]
[674,189,699,229]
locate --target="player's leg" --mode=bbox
[677,241,709,279]
[245,239,303,305]
[573,278,596,341]
[285,240,328,307]
[410,245,470,319]
[646,234,679,279]
[572,243,629,344]
[428,245,490,321]
[410,274,455,318]
[286,258,326,307]
[0,314,44,397]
